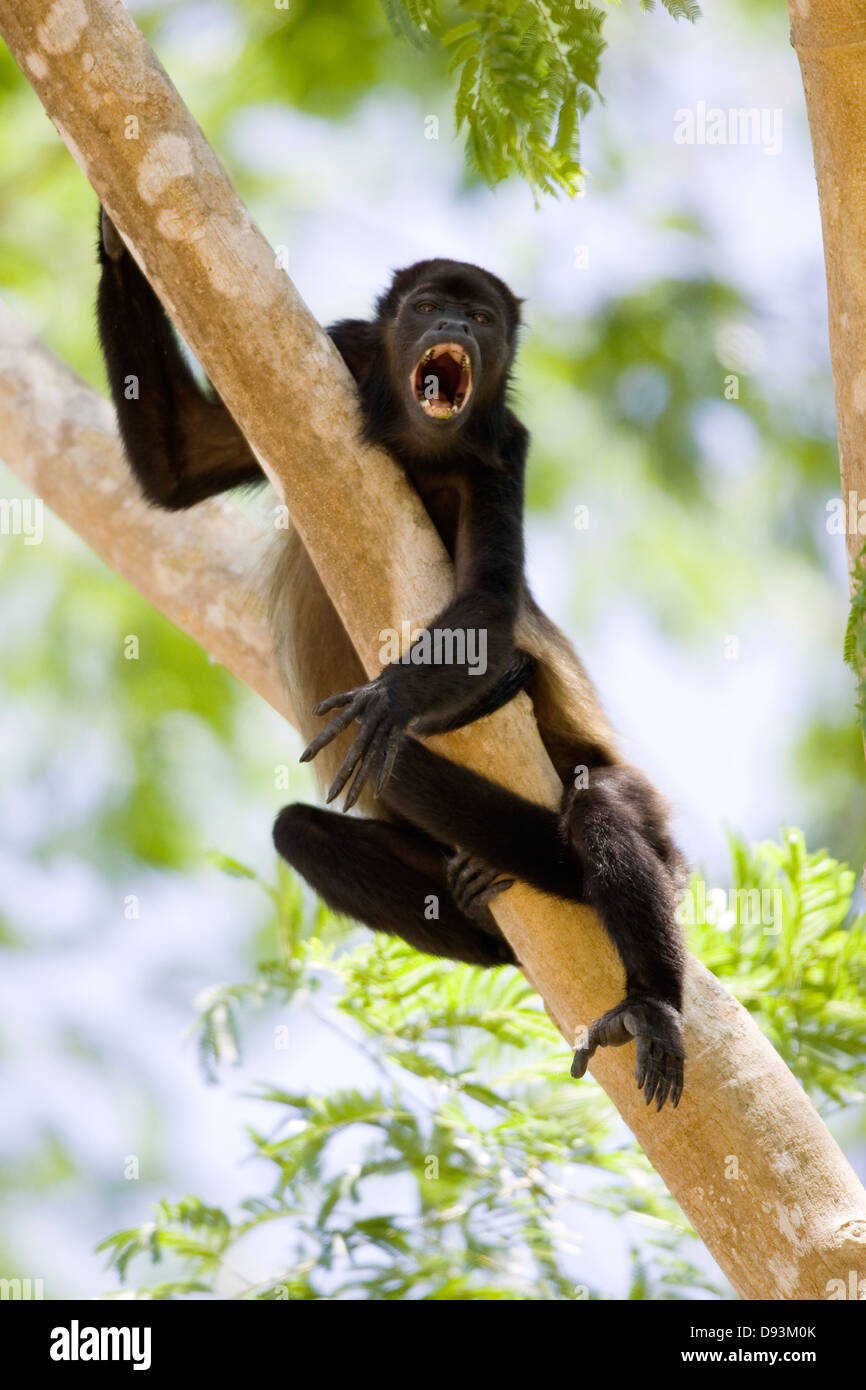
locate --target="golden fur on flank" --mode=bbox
[268,521,622,819]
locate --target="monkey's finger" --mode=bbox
[571,1015,604,1077]
[459,868,502,913]
[467,865,498,892]
[312,688,365,717]
[570,1047,591,1079]
[341,766,369,812]
[325,720,378,805]
[476,877,515,906]
[648,1043,666,1105]
[445,849,471,888]
[658,1050,682,1112]
[342,733,386,812]
[455,862,491,899]
[643,1043,663,1106]
[301,703,362,763]
[654,1062,672,1113]
[374,730,401,797]
[635,1034,650,1091]
[444,859,466,897]
[669,1055,684,1109]
[340,750,378,811]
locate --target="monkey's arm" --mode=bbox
[302,426,529,806]
[96,211,264,509]
[405,460,527,727]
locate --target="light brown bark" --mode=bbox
[788,0,866,575]
[1,0,864,1299]
[789,0,866,764]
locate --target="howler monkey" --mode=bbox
[96,211,687,1110]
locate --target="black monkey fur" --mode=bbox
[96,211,687,1109]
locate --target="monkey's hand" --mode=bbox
[300,677,404,810]
[570,997,684,1111]
[446,849,514,924]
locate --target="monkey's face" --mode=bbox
[389,266,515,435]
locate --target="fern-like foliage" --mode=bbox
[843,542,866,736]
[686,830,866,1108]
[640,0,700,19]
[97,827,863,1300]
[379,1,697,199]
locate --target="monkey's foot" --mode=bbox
[570,996,684,1111]
[446,850,514,924]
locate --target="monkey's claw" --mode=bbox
[300,677,403,810]
[570,996,684,1111]
[446,849,514,923]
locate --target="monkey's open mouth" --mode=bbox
[411,343,473,419]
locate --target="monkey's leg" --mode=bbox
[273,804,517,967]
[379,741,580,897]
[378,741,685,1107]
[563,765,685,1109]
[96,210,264,510]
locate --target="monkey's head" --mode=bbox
[377,259,522,441]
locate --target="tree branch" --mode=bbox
[1,0,864,1298]
[0,302,291,720]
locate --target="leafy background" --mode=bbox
[0,0,863,1299]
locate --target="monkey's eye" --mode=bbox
[471,310,492,324]
[415,301,437,313]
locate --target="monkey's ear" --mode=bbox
[327,318,382,385]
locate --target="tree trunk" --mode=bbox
[788,0,866,742]
[0,0,864,1298]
